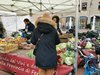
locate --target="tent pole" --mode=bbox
[74,0,79,75]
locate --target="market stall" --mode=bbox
[0,29,86,75]
[0,37,76,75]
[0,0,100,75]
[0,33,99,75]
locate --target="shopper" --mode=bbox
[52,15,62,35]
[0,22,6,38]
[31,13,60,75]
[23,18,35,39]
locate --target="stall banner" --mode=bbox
[0,53,39,75]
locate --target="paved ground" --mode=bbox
[77,67,84,75]
[0,70,11,75]
[0,68,84,75]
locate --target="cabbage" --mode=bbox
[56,43,67,50]
[56,43,75,65]
[69,51,75,57]
[65,57,74,65]
[69,37,75,43]
[61,53,67,61]
[66,42,75,49]
[60,50,75,65]
[85,41,93,49]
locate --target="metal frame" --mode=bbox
[74,0,79,75]
[11,0,76,14]
[12,0,75,6]
[0,0,80,74]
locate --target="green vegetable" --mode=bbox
[27,50,35,58]
[69,37,75,43]
[56,43,67,50]
[96,39,100,43]
[66,42,75,50]
[60,51,75,65]
[65,57,74,65]
[85,41,93,49]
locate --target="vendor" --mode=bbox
[24,18,35,32]
[52,15,62,35]
[22,18,35,40]
[0,22,6,38]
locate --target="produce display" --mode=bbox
[0,39,18,53]
[66,42,75,50]
[58,50,75,66]
[0,31,99,67]
[96,39,100,44]
[14,37,27,44]
[27,43,75,66]
[56,43,66,54]
[0,37,31,53]
[85,41,93,49]
[69,37,75,43]
[19,43,33,50]
[79,38,100,50]
[0,40,7,46]
[78,31,99,39]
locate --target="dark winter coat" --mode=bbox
[25,22,35,32]
[31,17,60,69]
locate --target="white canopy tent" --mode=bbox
[0,10,31,32]
[0,0,77,32]
[0,10,16,15]
[0,0,79,75]
[0,0,76,15]
[0,0,78,36]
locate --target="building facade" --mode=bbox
[63,0,100,29]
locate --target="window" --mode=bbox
[80,16,88,29]
[98,2,100,10]
[82,2,87,10]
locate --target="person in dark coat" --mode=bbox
[0,22,6,38]
[23,18,35,39]
[31,13,60,75]
[52,15,62,35]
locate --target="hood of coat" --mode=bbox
[35,17,56,34]
[37,22,55,34]
[35,17,56,28]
